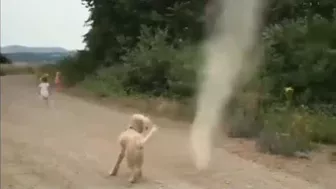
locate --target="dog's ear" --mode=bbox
[142,116,154,131]
[129,116,145,133]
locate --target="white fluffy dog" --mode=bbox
[109,113,158,183]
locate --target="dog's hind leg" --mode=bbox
[128,167,141,183]
[139,169,142,178]
[128,167,136,183]
[109,147,125,176]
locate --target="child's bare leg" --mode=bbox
[45,97,49,107]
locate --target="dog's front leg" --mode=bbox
[109,148,125,176]
[141,126,158,145]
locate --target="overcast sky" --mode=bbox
[1,0,90,50]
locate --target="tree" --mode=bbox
[0,53,11,64]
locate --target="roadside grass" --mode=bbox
[37,65,336,158]
[0,64,36,76]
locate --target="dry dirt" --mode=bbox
[1,75,334,189]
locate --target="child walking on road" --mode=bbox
[38,76,51,107]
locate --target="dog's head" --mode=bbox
[128,114,154,133]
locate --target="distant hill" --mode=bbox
[0,45,74,63]
[1,45,68,54]
[3,52,71,63]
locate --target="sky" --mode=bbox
[1,0,90,50]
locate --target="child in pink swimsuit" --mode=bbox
[54,72,62,92]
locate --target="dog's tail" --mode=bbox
[141,125,158,145]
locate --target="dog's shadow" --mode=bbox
[100,171,154,188]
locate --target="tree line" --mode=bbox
[57,0,336,104]
[50,0,336,155]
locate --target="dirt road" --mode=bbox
[1,75,325,189]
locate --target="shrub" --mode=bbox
[307,111,336,144]
[256,108,313,156]
[84,26,202,99]
[0,53,11,64]
[262,15,336,104]
[119,26,178,96]
[80,65,128,97]
[225,92,264,138]
[35,64,58,77]
[57,50,98,86]
[55,11,336,158]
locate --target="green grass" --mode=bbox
[36,64,336,157]
[255,107,336,156]
[0,64,36,75]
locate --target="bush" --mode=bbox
[80,26,202,99]
[257,128,311,156]
[80,65,128,97]
[119,26,201,99]
[35,64,58,77]
[256,108,313,156]
[307,111,336,144]
[225,92,264,138]
[56,13,336,158]
[57,50,99,86]
[0,53,11,64]
[262,15,336,104]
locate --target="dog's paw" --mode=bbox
[152,126,158,132]
[109,170,117,176]
[128,177,136,184]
